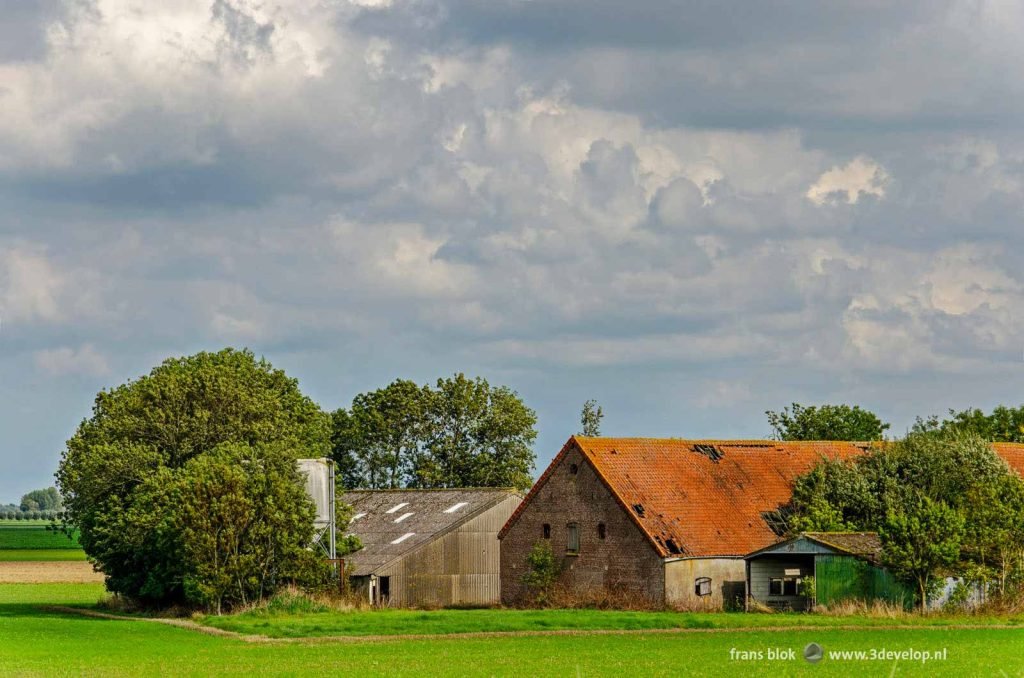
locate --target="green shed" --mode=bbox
[744,532,913,611]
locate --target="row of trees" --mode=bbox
[1,510,62,521]
[766,401,1024,443]
[1,487,63,520]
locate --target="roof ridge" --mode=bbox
[342,487,518,493]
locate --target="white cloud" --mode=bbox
[806,156,889,205]
[0,247,63,325]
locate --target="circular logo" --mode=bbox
[804,642,824,664]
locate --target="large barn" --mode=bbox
[341,488,522,607]
[499,436,1024,609]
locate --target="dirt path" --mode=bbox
[0,561,104,583]
[42,606,1024,645]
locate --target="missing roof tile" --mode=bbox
[761,509,792,537]
[632,503,645,517]
[693,444,724,462]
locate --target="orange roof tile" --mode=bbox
[993,443,1024,477]
[502,437,1024,559]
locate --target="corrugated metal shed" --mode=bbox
[341,488,522,607]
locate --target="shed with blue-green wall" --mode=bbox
[745,532,913,611]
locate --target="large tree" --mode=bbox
[332,374,537,490]
[332,379,433,489]
[57,348,332,609]
[880,492,964,611]
[766,403,889,441]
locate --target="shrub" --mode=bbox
[522,541,561,605]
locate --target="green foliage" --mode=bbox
[880,493,965,611]
[20,488,61,513]
[56,348,333,610]
[799,575,816,602]
[171,443,331,614]
[333,374,537,490]
[791,429,1024,607]
[522,541,561,604]
[579,399,603,437]
[943,580,971,613]
[766,403,889,441]
[914,405,1024,442]
[332,379,433,489]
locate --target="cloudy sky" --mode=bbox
[2,0,1023,500]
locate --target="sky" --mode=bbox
[2,0,1023,501]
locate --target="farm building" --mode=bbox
[499,437,1024,609]
[744,532,912,611]
[341,488,522,607]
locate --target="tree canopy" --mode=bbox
[332,374,537,491]
[914,405,1024,442]
[766,403,889,441]
[20,487,61,512]
[56,348,333,610]
[789,430,1024,607]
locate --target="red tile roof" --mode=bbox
[993,443,1024,477]
[501,437,1024,559]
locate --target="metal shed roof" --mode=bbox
[341,488,521,575]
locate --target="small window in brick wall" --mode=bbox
[542,523,551,539]
[695,577,712,597]
[569,463,579,474]
[597,523,606,540]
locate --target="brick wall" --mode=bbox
[500,444,665,605]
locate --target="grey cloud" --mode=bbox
[4,0,1024,499]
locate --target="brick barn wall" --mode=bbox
[500,445,665,605]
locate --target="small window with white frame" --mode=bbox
[695,577,712,597]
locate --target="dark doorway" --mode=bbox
[379,576,391,603]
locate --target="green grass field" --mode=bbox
[0,549,89,562]
[3,584,1024,676]
[0,524,81,550]
[202,605,1024,638]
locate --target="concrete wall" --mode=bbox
[377,494,521,607]
[664,558,746,610]
[748,556,813,611]
[500,445,666,605]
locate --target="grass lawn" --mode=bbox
[3,584,1024,676]
[0,524,81,550]
[0,549,88,562]
[201,605,1024,638]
